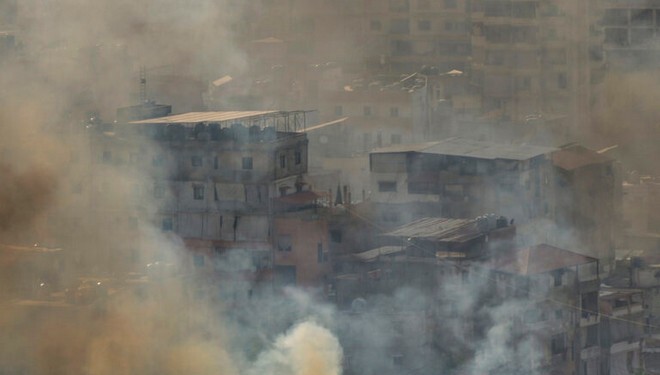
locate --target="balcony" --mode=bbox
[580,312,600,327]
[612,303,644,317]
[580,346,600,360]
[611,339,641,354]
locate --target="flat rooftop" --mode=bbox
[372,137,557,161]
[129,111,279,124]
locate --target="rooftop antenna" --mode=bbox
[139,65,147,103]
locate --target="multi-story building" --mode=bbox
[367,139,622,265]
[552,143,622,269]
[598,0,660,70]
[622,175,660,252]
[599,287,645,375]
[487,244,601,375]
[470,0,597,140]
[368,137,556,227]
[49,110,330,287]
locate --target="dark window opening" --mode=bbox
[418,20,431,31]
[378,181,397,192]
[191,156,203,167]
[557,73,568,89]
[280,154,287,169]
[295,150,302,165]
[552,270,563,286]
[193,184,205,200]
[102,151,112,164]
[317,242,324,263]
[551,333,566,355]
[242,157,253,170]
[162,218,173,232]
[330,230,343,243]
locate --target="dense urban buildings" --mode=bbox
[1,0,660,374]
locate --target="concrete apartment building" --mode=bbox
[599,287,645,375]
[368,137,557,227]
[64,109,331,287]
[622,175,660,252]
[552,144,622,269]
[366,139,622,266]
[240,0,605,139]
[469,0,597,140]
[598,0,660,70]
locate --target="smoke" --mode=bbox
[251,321,343,375]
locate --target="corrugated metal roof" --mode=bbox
[490,244,596,275]
[129,111,279,124]
[385,217,483,243]
[371,137,556,161]
[305,117,348,132]
[353,246,405,261]
[552,145,612,171]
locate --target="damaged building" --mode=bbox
[82,110,331,287]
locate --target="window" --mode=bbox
[557,73,568,89]
[418,20,431,31]
[295,150,302,165]
[191,156,203,167]
[378,181,397,192]
[390,107,399,117]
[162,217,173,231]
[551,333,566,355]
[317,242,324,263]
[552,270,563,286]
[418,0,430,9]
[444,0,457,9]
[390,19,410,34]
[330,230,343,243]
[391,134,402,144]
[277,235,292,251]
[363,106,372,116]
[193,184,205,200]
[102,151,112,164]
[280,154,287,169]
[605,28,628,46]
[389,0,409,12]
[517,76,531,90]
[334,105,344,116]
[242,157,253,170]
[392,40,412,55]
[370,20,382,31]
[214,156,219,169]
